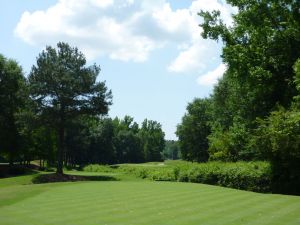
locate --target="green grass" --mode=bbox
[0,170,299,225]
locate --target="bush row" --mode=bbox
[83,161,272,193]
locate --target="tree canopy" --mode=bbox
[29,42,112,174]
[0,54,26,165]
[176,0,300,193]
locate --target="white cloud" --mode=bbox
[168,42,205,73]
[166,0,236,73]
[15,0,235,67]
[15,0,159,61]
[197,63,227,86]
[190,0,236,25]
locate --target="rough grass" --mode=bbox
[0,170,299,225]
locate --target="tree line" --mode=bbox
[0,42,166,174]
[177,0,300,193]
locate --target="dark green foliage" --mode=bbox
[88,117,115,164]
[62,115,165,165]
[113,116,144,163]
[32,173,117,184]
[293,59,300,104]
[115,161,272,193]
[0,164,37,178]
[0,54,27,165]
[208,119,258,161]
[254,108,300,194]
[28,42,112,174]
[183,162,271,193]
[201,0,300,116]
[139,119,165,162]
[176,98,211,162]
[162,140,181,160]
[179,0,300,172]
[64,116,92,166]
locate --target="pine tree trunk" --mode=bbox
[56,115,65,175]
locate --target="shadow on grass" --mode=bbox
[0,164,39,178]
[32,173,119,184]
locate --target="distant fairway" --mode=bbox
[0,173,299,225]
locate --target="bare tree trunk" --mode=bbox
[8,141,15,167]
[57,113,65,175]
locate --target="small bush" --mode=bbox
[83,164,115,173]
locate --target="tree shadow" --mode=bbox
[0,164,39,178]
[32,173,119,184]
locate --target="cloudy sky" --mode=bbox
[0,0,235,139]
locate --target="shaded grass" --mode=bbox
[32,173,118,184]
[0,173,39,187]
[0,164,39,178]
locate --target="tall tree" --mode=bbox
[29,42,112,174]
[198,0,300,161]
[113,116,143,163]
[88,117,116,164]
[139,119,165,162]
[176,98,211,162]
[0,54,27,165]
[200,0,300,123]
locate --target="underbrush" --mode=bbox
[82,164,115,173]
[83,161,271,193]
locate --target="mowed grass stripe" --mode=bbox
[63,181,248,221]
[241,199,300,225]
[154,191,269,225]
[0,181,299,225]
[21,182,230,214]
[197,196,293,225]
[0,183,290,223]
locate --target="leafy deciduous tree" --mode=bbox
[176,98,211,162]
[0,54,27,165]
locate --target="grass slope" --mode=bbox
[0,172,299,225]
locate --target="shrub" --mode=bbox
[82,161,271,193]
[255,108,300,194]
[83,164,114,173]
[117,161,271,192]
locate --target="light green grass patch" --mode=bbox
[0,172,299,225]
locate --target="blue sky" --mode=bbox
[0,0,235,140]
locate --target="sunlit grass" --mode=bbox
[0,170,299,225]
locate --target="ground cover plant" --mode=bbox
[0,169,300,225]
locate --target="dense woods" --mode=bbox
[177,0,300,194]
[0,43,166,174]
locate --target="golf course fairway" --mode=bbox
[0,174,299,225]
